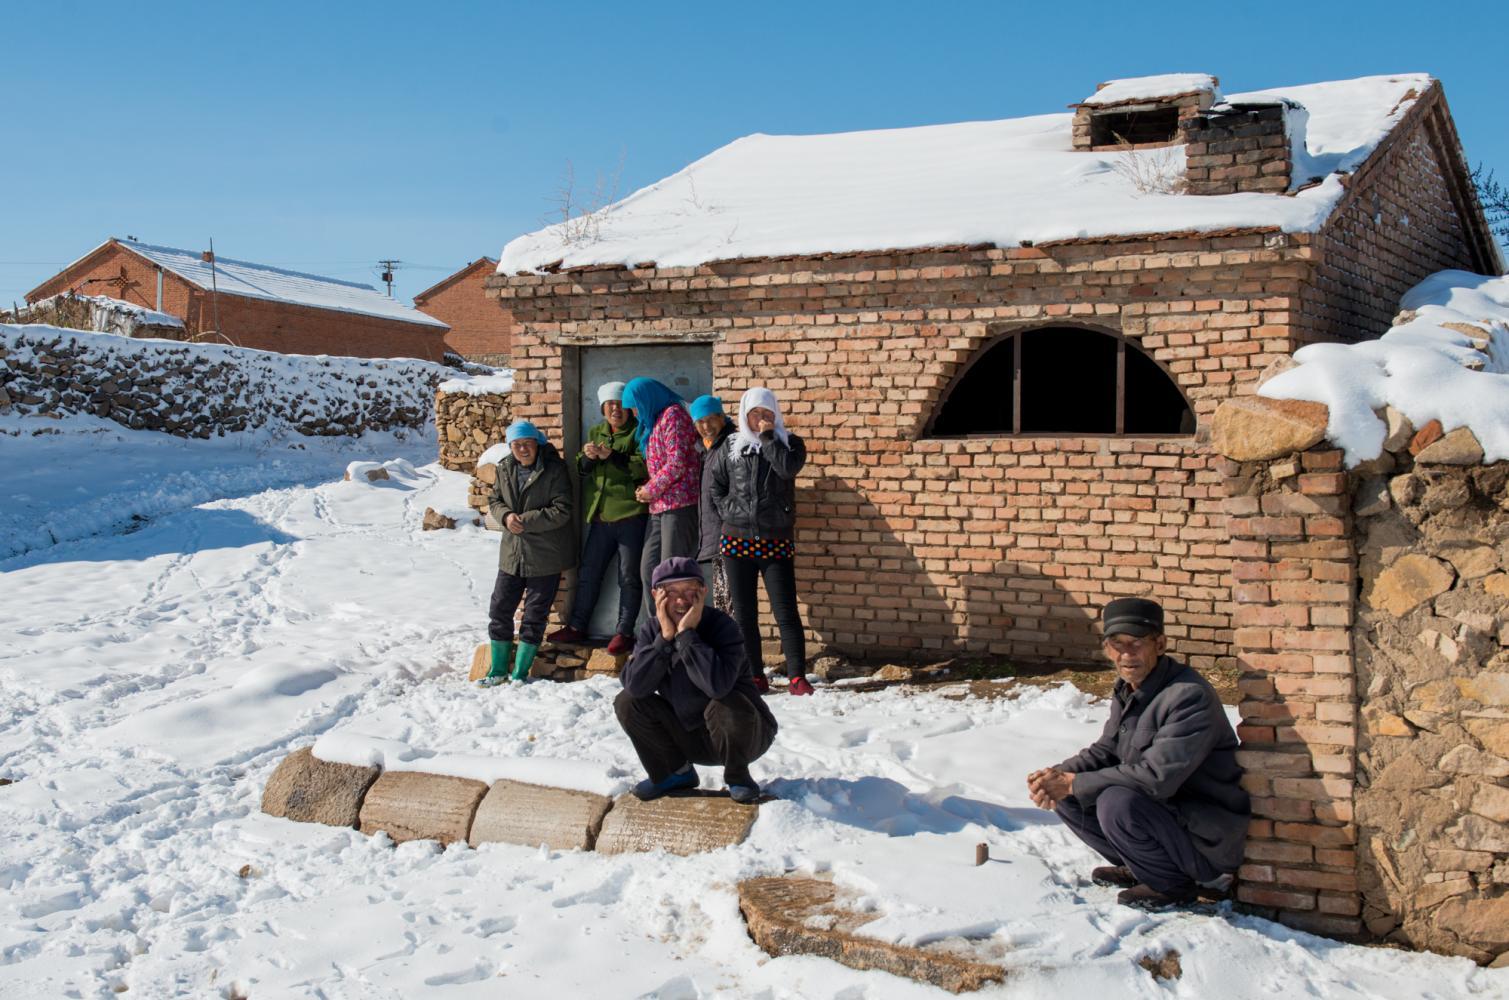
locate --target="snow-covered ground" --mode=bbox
[2,417,1504,998]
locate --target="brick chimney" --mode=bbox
[1071,74,1220,152]
[1181,99,1306,195]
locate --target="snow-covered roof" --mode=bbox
[1080,73,1219,106]
[1261,269,1509,466]
[498,73,1433,274]
[101,240,448,328]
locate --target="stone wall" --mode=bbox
[434,389,511,473]
[1219,398,1509,964]
[1,323,444,439]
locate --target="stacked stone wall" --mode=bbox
[1,323,442,439]
[435,389,511,473]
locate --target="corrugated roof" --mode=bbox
[118,240,448,328]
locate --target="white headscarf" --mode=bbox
[734,385,791,455]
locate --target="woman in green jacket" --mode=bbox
[547,382,649,654]
[479,420,577,686]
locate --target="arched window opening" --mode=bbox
[928,326,1194,437]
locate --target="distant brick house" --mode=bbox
[412,257,513,365]
[27,239,449,361]
[486,73,1502,671]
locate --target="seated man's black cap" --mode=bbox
[1102,597,1164,638]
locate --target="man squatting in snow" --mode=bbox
[1026,598,1251,910]
[615,556,778,804]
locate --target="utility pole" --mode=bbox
[377,259,401,297]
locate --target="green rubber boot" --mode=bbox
[511,641,540,682]
[478,640,514,687]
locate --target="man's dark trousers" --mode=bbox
[1055,786,1222,894]
[614,688,774,786]
[488,572,561,645]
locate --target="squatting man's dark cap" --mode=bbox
[1101,597,1164,638]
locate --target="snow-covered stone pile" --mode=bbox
[1259,269,1509,467]
[1,322,449,439]
[435,369,514,472]
[7,292,187,339]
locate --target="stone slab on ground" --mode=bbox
[468,643,492,682]
[260,746,381,828]
[596,790,758,856]
[468,779,613,851]
[358,771,488,845]
[738,875,1006,993]
[586,648,628,673]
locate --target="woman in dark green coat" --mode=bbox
[479,420,576,686]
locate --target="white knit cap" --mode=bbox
[597,381,626,406]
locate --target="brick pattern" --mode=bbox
[1224,449,1363,936]
[28,243,448,362]
[1182,105,1291,195]
[413,259,515,362]
[1298,99,1481,346]
[1070,90,1213,152]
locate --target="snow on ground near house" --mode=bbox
[1261,269,1509,465]
[498,74,1429,273]
[2,424,1505,998]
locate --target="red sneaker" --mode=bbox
[751,674,771,694]
[606,633,635,656]
[546,626,588,645]
[788,676,815,696]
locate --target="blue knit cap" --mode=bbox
[688,394,725,421]
[505,419,544,444]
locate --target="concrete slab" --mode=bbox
[738,875,1006,993]
[467,779,613,852]
[260,746,381,828]
[595,790,757,856]
[358,771,487,845]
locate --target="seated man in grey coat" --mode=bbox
[1026,598,1250,910]
[615,557,777,805]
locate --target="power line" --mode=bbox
[376,259,402,297]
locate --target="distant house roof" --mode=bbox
[413,257,497,303]
[47,239,448,328]
[498,73,1437,274]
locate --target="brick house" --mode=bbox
[486,73,1501,671]
[27,239,450,361]
[412,257,514,365]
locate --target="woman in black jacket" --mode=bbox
[709,387,811,695]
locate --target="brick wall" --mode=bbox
[414,260,515,362]
[1222,449,1362,936]
[28,243,448,362]
[1298,87,1492,346]
[1182,104,1291,195]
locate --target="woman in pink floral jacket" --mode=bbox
[622,377,702,620]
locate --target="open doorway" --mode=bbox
[575,343,714,638]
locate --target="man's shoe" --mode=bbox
[477,640,514,687]
[1091,865,1139,888]
[788,676,815,696]
[631,766,699,801]
[727,783,761,805]
[547,626,588,645]
[606,633,635,656]
[751,674,771,694]
[1196,874,1234,900]
[1116,883,1197,911]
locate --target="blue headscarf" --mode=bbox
[621,377,685,451]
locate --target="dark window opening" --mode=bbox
[1091,106,1180,146]
[928,326,1194,437]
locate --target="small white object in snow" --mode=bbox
[1080,73,1220,106]
[1260,269,1509,465]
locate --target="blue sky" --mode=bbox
[3,0,1505,308]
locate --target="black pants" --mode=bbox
[567,514,647,636]
[640,505,699,619]
[488,571,561,645]
[1055,786,1222,894]
[723,554,805,679]
[614,689,774,786]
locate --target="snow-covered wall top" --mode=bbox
[437,370,515,396]
[80,240,450,328]
[497,73,1431,273]
[1080,73,1220,106]
[1260,270,1509,466]
[1,324,448,439]
[19,293,185,336]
